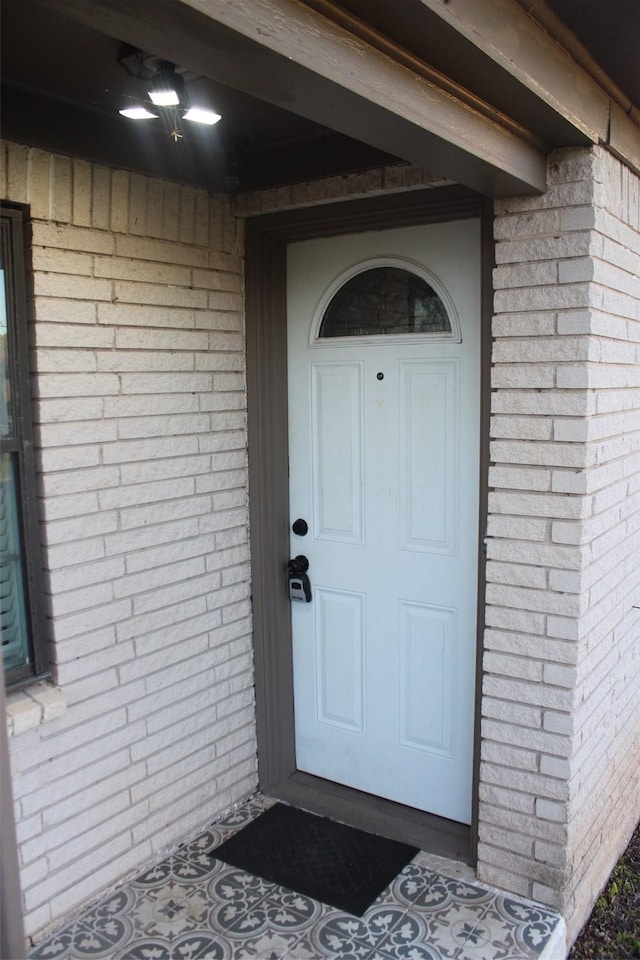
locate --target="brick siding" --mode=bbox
[3,140,639,948]
[484,146,640,942]
[1,143,256,937]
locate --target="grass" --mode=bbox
[569,822,640,959]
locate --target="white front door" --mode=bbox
[287,219,480,825]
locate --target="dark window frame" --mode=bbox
[1,204,50,689]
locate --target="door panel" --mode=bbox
[315,586,365,732]
[287,220,480,825]
[399,360,457,552]
[311,363,364,543]
[399,601,456,756]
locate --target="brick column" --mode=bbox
[481,146,640,942]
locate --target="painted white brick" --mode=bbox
[98,351,195,373]
[6,696,42,736]
[41,465,120,498]
[44,510,118,546]
[117,413,210,440]
[49,581,116,619]
[483,676,572,711]
[485,629,578,666]
[479,802,568,846]
[482,719,572,758]
[536,798,567,823]
[42,491,100,523]
[493,261,558,288]
[112,558,205,602]
[489,491,589,520]
[478,841,566,889]
[116,593,209,644]
[539,756,572,779]
[118,495,212,530]
[98,302,196,330]
[489,465,552,491]
[487,539,582,571]
[482,741,539,773]
[486,583,584,617]
[494,209,560,240]
[558,258,595,284]
[132,575,223,617]
[482,696,542,729]
[486,561,547,589]
[46,536,109,571]
[490,364,557,390]
[484,605,547,635]
[47,800,151,873]
[108,516,199,556]
[119,372,213,395]
[486,516,548,540]
[546,616,581,641]
[561,206,597,232]
[548,569,582,593]
[35,372,121,398]
[98,477,195,511]
[490,439,588,469]
[483,651,543,682]
[2,143,258,938]
[104,392,200,418]
[551,470,589,494]
[490,416,553,440]
[492,389,594,417]
[119,455,210,485]
[543,711,575,735]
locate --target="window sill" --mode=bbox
[5,682,67,737]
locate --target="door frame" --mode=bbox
[245,185,493,863]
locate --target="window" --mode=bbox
[1,206,48,688]
[319,266,452,338]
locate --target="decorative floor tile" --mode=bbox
[412,852,477,884]
[30,794,565,960]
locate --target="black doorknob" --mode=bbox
[288,555,309,575]
[292,518,308,536]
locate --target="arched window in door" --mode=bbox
[318,265,452,339]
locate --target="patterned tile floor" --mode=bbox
[30,795,566,960]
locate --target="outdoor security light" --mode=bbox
[148,64,184,106]
[118,53,222,140]
[183,107,222,125]
[119,106,158,120]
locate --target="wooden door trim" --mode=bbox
[246,184,491,861]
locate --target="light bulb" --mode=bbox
[183,107,222,125]
[119,106,158,119]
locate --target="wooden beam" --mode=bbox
[179,0,547,195]
[417,0,610,141]
[417,0,640,175]
[40,0,547,196]
[610,103,640,178]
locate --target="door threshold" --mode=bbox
[266,771,473,864]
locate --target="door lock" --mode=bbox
[288,555,312,603]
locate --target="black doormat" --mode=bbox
[210,803,419,916]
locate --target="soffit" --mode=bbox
[1,0,637,195]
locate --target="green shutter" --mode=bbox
[0,454,30,671]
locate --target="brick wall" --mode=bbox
[3,138,639,946]
[484,146,640,943]
[1,143,257,938]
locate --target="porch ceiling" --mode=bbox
[1,0,638,196]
